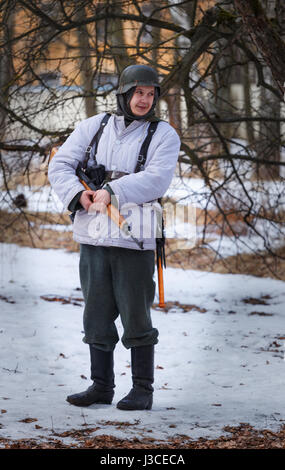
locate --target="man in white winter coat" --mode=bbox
[48,64,181,410]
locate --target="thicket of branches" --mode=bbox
[0,0,285,276]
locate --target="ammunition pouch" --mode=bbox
[85,164,106,188]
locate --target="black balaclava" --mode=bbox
[116,86,159,126]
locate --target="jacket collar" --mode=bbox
[113,114,147,136]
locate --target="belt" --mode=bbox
[104,170,129,182]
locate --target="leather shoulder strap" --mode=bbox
[83,113,111,169]
[134,121,159,173]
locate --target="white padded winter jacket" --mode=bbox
[48,112,181,250]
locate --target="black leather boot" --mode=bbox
[117,345,154,410]
[66,345,115,407]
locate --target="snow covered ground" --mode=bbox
[0,243,285,446]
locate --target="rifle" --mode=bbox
[49,146,166,308]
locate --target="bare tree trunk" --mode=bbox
[208,40,235,179]
[107,0,132,73]
[0,0,15,139]
[75,5,97,118]
[165,50,182,132]
[234,0,285,98]
[166,85,182,133]
[243,61,255,148]
[164,40,182,133]
[256,68,281,179]
[165,0,194,133]
[187,0,198,27]
[150,1,163,120]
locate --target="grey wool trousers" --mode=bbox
[79,244,159,351]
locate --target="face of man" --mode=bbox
[129,86,155,116]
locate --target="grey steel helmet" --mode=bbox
[116,64,160,95]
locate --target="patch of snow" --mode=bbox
[0,243,285,445]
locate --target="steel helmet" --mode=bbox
[116,64,160,95]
